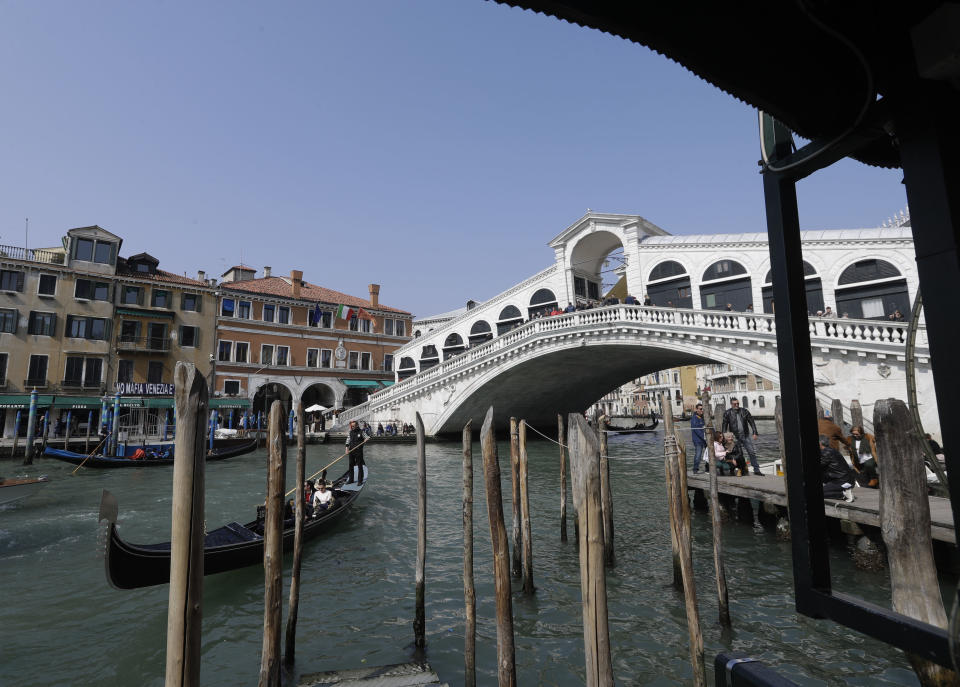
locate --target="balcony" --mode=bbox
[23,378,49,389]
[0,244,65,265]
[116,336,171,353]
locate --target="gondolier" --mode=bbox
[345,420,366,485]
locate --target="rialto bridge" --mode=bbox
[336,212,933,436]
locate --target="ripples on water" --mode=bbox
[0,422,925,685]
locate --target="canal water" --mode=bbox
[0,421,924,685]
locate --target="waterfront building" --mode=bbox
[213,266,413,415]
[697,362,779,419]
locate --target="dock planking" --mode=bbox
[685,473,956,545]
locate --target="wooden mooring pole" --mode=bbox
[283,401,307,670]
[462,420,476,687]
[661,395,683,590]
[559,414,568,543]
[164,362,207,687]
[509,417,522,578]
[518,421,535,594]
[850,399,863,429]
[876,398,959,686]
[258,401,286,687]
[598,415,615,567]
[481,408,516,687]
[774,396,786,476]
[414,412,427,652]
[703,396,731,628]
[567,413,613,687]
[831,398,844,427]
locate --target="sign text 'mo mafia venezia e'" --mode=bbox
[114,382,175,396]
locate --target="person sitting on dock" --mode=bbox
[820,435,856,502]
[312,480,334,514]
[376,422,384,436]
[712,437,732,475]
[722,398,762,475]
[690,403,707,473]
[722,432,748,476]
[846,425,878,488]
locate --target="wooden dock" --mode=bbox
[298,662,446,687]
[686,473,956,545]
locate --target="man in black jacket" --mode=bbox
[345,420,366,484]
[721,398,762,475]
[820,435,856,502]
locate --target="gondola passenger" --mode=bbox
[312,480,334,514]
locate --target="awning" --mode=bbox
[116,307,175,319]
[0,394,103,409]
[379,381,395,388]
[117,397,175,408]
[0,394,52,409]
[53,396,104,409]
[210,398,251,409]
[341,379,382,388]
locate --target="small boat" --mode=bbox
[99,464,368,589]
[42,438,258,468]
[609,415,660,433]
[0,475,50,506]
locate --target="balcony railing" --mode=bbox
[116,336,171,352]
[0,245,65,265]
[24,378,49,389]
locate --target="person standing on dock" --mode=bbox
[690,403,707,473]
[722,398,762,475]
[345,420,366,485]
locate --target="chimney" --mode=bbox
[208,278,217,287]
[368,283,380,308]
[197,270,206,282]
[291,270,303,299]
[264,266,272,278]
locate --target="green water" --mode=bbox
[0,422,923,685]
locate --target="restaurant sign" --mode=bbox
[114,382,175,396]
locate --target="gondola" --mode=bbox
[99,464,368,589]
[610,415,660,434]
[42,438,258,468]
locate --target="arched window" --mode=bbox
[763,261,817,284]
[419,344,440,371]
[762,261,822,314]
[397,356,416,380]
[528,288,558,318]
[469,319,493,346]
[497,305,524,335]
[649,260,688,282]
[700,259,752,311]
[835,259,908,320]
[442,333,466,360]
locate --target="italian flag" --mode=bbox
[335,304,355,321]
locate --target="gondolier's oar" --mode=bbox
[285,437,370,498]
[71,434,109,475]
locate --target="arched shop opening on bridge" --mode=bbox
[528,288,558,318]
[252,382,293,416]
[442,333,466,360]
[419,344,440,370]
[834,258,910,320]
[646,260,692,308]
[699,259,753,311]
[468,320,493,347]
[496,305,523,335]
[569,229,631,304]
[762,261,823,314]
[301,382,336,412]
[397,356,417,380]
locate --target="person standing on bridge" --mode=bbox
[690,403,707,473]
[722,398,762,475]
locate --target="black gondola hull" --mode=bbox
[44,439,258,468]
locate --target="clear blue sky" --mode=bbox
[0,0,907,317]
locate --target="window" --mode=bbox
[348,351,359,370]
[136,262,150,273]
[263,303,275,322]
[383,354,394,371]
[678,286,691,299]
[574,276,586,298]
[276,346,289,366]
[384,318,395,336]
[120,320,139,342]
[28,311,56,336]
[221,298,235,317]
[66,315,109,340]
[0,353,7,384]
[0,269,24,292]
[74,238,115,264]
[147,323,167,350]
[320,349,332,368]
[310,310,333,328]
[704,293,717,308]
[27,355,48,384]
[234,342,249,363]
[395,320,405,337]
[74,279,110,301]
[587,281,600,300]
[147,361,164,384]
[277,306,289,324]
[861,296,886,319]
[361,352,372,370]
[179,325,198,347]
[64,357,102,387]
[758,395,766,408]
[181,293,201,312]
[117,359,134,384]
[121,285,144,305]
[224,380,241,396]
[359,318,372,333]
[261,345,274,366]
[218,340,233,362]
[38,274,57,296]
[307,348,319,367]
[0,308,17,333]
[673,372,679,383]
[86,358,103,386]
[237,301,251,319]
[151,289,171,308]
[349,316,359,332]
[95,241,113,263]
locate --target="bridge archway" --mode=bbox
[647,260,692,307]
[700,259,753,311]
[398,356,416,380]
[419,344,440,371]
[468,320,493,346]
[762,261,823,314]
[528,288,558,317]
[252,381,293,416]
[442,333,466,360]
[834,258,909,320]
[569,229,631,303]
[496,305,523,335]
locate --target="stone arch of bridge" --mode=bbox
[567,229,634,302]
[430,337,780,435]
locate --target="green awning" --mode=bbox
[0,394,52,409]
[379,380,395,387]
[117,397,175,408]
[342,379,382,388]
[211,398,251,409]
[116,307,175,318]
[53,396,104,409]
